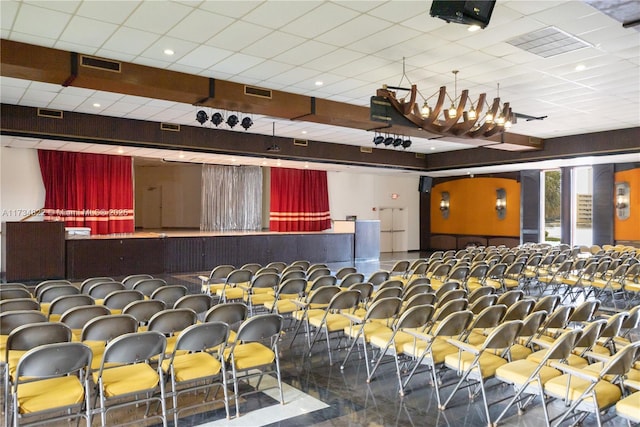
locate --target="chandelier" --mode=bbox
[375,65,514,140]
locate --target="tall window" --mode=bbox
[572,167,593,246]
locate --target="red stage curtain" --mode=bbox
[269,167,331,232]
[38,150,134,234]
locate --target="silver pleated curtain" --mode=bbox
[201,165,262,231]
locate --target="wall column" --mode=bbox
[520,170,541,244]
[592,164,615,246]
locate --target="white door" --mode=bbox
[379,207,408,252]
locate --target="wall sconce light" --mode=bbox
[496,188,506,220]
[615,182,630,220]
[440,191,450,219]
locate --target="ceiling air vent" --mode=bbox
[80,55,121,72]
[37,108,63,119]
[160,123,180,132]
[506,26,591,58]
[293,139,308,147]
[415,153,426,159]
[360,146,373,153]
[244,85,272,99]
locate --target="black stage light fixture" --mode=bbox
[393,137,403,147]
[196,110,208,125]
[226,114,239,128]
[383,136,394,146]
[241,117,253,130]
[211,112,223,126]
[402,139,412,149]
[373,135,384,145]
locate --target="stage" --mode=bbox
[2,221,380,282]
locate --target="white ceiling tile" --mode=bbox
[280,2,360,39]
[124,1,193,34]
[167,9,234,43]
[206,21,273,51]
[12,3,71,40]
[93,48,137,63]
[139,36,198,63]
[59,15,118,48]
[26,1,80,14]
[210,52,265,75]
[198,1,261,19]
[272,40,337,65]
[315,14,394,47]
[101,27,160,56]
[177,44,234,69]
[303,48,366,73]
[239,60,295,81]
[242,1,322,29]
[241,30,307,59]
[0,1,20,30]
[76,1,141,25]
[349,25,422,54]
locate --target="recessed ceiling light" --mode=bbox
[430,147,436,151]
[302,130,307,134]
[304,162,309,168]
[575,64,586,71]
[468,25,481,32]
[315,81,323,86]
[231,158,236,162]
[116,147,124,154]
[164,49,175,56]
[178,152,185,159]
[93,103,101,108]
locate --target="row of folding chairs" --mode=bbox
[1,302,285,426]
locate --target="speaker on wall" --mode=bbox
[419,176,433,193]
[429,0,496,29]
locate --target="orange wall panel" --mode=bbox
[614,168,640,241]
[431,177,520,237]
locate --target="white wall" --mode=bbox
[0,146,47,271]
[327,171,420,251]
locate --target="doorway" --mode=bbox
[379,207,408,253]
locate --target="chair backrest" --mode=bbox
[290,260,311,271]
[265,261,287,273]
[469,294,498,315]
[306,285,341,305]
[80,277,116,293]
[402,284,434,301]
[174,321,229,354]
[122,274,154,289]
[81,314,138,341]
[411,262,429,277]
[568,299,601,324]
[281,264,305,275]
[396,304,435,330]
[377,279,404,291]
[250,272,280,290]
[482,320,523,350]
[275,278,307,298]
[48,294,94,317]
[122,299,167,325]
[573,319,607,353]
[7,322,72,352]
[14,342,92,388]
[541,328,584,361]
[469,304,507,330]
[433,298,469,322]
[389,260,410,275]
[235,313,283,343]
[38,284,80,303]
[148,308,198,336]
[173,294,214,314]
[0,298,39,312]
[447,266,470,282]
[335,267,357,279]
[207,265,236,281]
[240,263,262,275]
[436,288,467,306]
[0,288,33,300]
[103,289,145,310]
[226,269,253,284]
[538,305,574,335]
[132,278,167,297]
[34,280,73,298]
[0,310,46,335]
[204,302,248,326]
[364,297,402,321]
[532,295,561,314]
[403,292,437,310]
[367,271,390,287]
[517,310,548,340]
[468,286,495,304]
[621,305,640,332]
[600,311,630,339]
[371,286,403,301]
[88,281,125,299]
[327,289,361,312]
[430,264,452,280]
[100,331,166,368]
[255,266,279,276]
[307,267,332,282]
[434,281,459,299]
[280,270,307,282]
[150,285,188,308]
[599,341,640,377]
[432,310,474,337]
[60,305,111,330]
[501,299,535,321]
[309,275,338,291]
[339,273,365,288]
[348,282,374,302]
[496,289,524,307]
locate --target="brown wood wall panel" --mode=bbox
[2,222,65,282]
